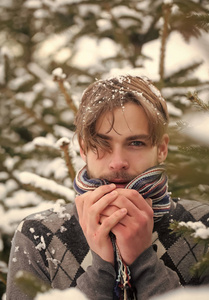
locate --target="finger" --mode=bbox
[99,208,127,235]
[116,189,153,213]
[146,198,152,208]
[100,205,119,218]
[75,184,116,219]
[87,190,119,226]
[110,193,141,216]
[75,194,84,220]
[88,184,116,206]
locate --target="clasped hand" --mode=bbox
[75,184,153,266]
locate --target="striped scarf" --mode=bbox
[73,164,170,222]
[73,165,171,300]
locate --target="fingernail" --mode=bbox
[109,183,116,188]
[111,190,117,196]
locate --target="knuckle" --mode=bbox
[101,217,112,229]
[147,206,154,218]
[88,205,96,215]
[129,189,139,198]
[99,185,110,193]
[117,194,127,205]
[75,195,80,204]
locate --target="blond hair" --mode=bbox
[75,75,169,152]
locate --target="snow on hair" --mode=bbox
[75,75,169,151]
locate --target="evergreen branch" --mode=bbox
[169,2,209,41]
[15,270,50,298]
[170,220,195,237]
[187,91,209,112]
[57,138,76,181]
[191,252,209,278]
[58,80,78,115]
[165,61,203,81]
[186,12,209,33]
[163,78,208,88]
[170,221,209,245]
[53,73,77,115]
[176,120,189,131]
[159,2,172,86]
[20,183,67,202]
[0,272,6,286]
[15,100,53,133]
[179,146,209,160]
[174,0,209,14]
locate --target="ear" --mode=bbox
[157,134,169,163]
[79,140,87,163]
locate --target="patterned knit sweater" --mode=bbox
[6,198,209,300]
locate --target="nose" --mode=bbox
[108,147,129,171]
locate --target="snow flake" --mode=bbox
[60,226,67,233]
[35,236,46,251]
[34,213,46,220]
[51,248,56,255]
[15,246,19,252]
[52,67,66,80]
[52,199,71,220]
[47,258,61,268]
[30,228,35,233]
[12,257,17,263]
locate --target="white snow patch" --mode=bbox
[167,102,182,117]
[151,287,209,300]
[35,287,88,300]
[182,113,209,146]
[72,36,118,69]
[33,135,58,149]
[53,125,74,139]
[5,190,42,208]
[35,236,46,251]
[178,221,209,239]
[52,67,66,79]
[0,201,54,235]
[56,137,71,148]
[52,199,71,219]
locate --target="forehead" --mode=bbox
[95,102,149,136]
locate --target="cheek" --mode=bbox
[142,149,159,167]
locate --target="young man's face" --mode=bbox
[80,102,169,187]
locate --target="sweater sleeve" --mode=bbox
[6,229,50,300]
[76,247,181,300]
[129,246,181,300]
[76,251,116,300]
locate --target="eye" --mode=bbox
[129,141,145,147]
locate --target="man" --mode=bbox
[6,75,209,300]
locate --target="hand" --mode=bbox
[75,184,128,264]
[100,189,153,265]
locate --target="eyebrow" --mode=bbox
[96,133,150,141]
[126,134,150,141]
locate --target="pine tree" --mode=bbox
[0,0,209,297]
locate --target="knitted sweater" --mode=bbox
[6,198,209,300]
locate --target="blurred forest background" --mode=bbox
[0,0,209,298]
